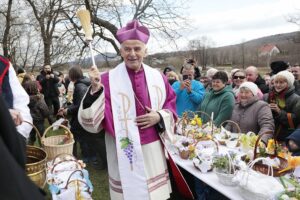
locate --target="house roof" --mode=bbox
[258,44,280,57]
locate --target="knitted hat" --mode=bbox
[274,70,295,88]
[239,82,258,96]
[116,19,150,44]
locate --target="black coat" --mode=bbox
[67,77,91,133]
[0,96,44,199]
[294,80,300,96]
[37,71,60,98]
[266,87,300,141]
[255,75,269,94]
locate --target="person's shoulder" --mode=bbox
[255,100,269,108]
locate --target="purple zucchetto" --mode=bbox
[116,19,150,44]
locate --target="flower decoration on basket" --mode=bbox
[176,111,218,141]
[277,176,300,200]
[174,136,195,159]
[278,155,300,175]
[251,132,290,177]
[213,151,241,186]
[239,132,260,153]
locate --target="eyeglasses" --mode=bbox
[233,76,245,80]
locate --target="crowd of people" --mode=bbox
[1,19,300,200]
[163,58,300,199]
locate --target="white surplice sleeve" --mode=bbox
[9,64,32,138]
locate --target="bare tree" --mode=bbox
[188,36,215,69]
[62,0,189,58]
[1,0,13,59]
[25,0,64,65]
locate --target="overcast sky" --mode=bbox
[147,0,300,53]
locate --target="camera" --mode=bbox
[182,74,189,80]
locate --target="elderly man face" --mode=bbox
[120,40,147,71]
[182,66,195,80]
[291,65,300,80]
[245,66,258,82]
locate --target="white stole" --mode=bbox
[109,62,166,200]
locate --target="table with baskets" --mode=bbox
[167,111,294,200]
[169,144,244,200]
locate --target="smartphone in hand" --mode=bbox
[182,74,189,80]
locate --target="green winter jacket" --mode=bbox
[199,85,235,126]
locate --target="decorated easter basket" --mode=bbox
[217,120,241,147]
[252,131,289,177]
[42,124,75,160]
[213,151,239,187]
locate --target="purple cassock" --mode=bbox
[100,65,177,145]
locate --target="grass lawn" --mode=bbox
[40,126,110,200]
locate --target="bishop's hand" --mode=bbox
[135,106,160,129]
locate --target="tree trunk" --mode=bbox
[43,41,51,66]
[2,0,13,58]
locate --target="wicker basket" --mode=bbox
[176,110,214,137]
[193,139,219,172]
[42,124,74,160]
[218,120,241,147]
[239,157,279,200]
[214,151,238,187]
[179,149,190,159]
[252,131,289,177]
[240,185,271,200]
[24,121,47,188]
[49,153,83,174]
[215,170,238,186]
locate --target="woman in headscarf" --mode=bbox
[227,82,274,142]
[265,71,300,141]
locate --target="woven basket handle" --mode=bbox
[220,120,241,136]
[247,157,274,177]
[194,138,219,153]
[177,111,195,136]
[42,124,73,141]
[51,159,82,174]
[253,131,274,160]
[224,151,236,174]
[23,120,42,147]
[64,169,84,188]
[51,153,77,165]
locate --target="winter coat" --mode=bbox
[199,85,235,126]
[28,94,49,122]
[227,96,274,139]
[286,129,300,156]
[0,95,45,199]
[67,77,91,132]
[37,71,60,98]
[265,87,300,141]
[254,75,269,94]
[294,80,300,96]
